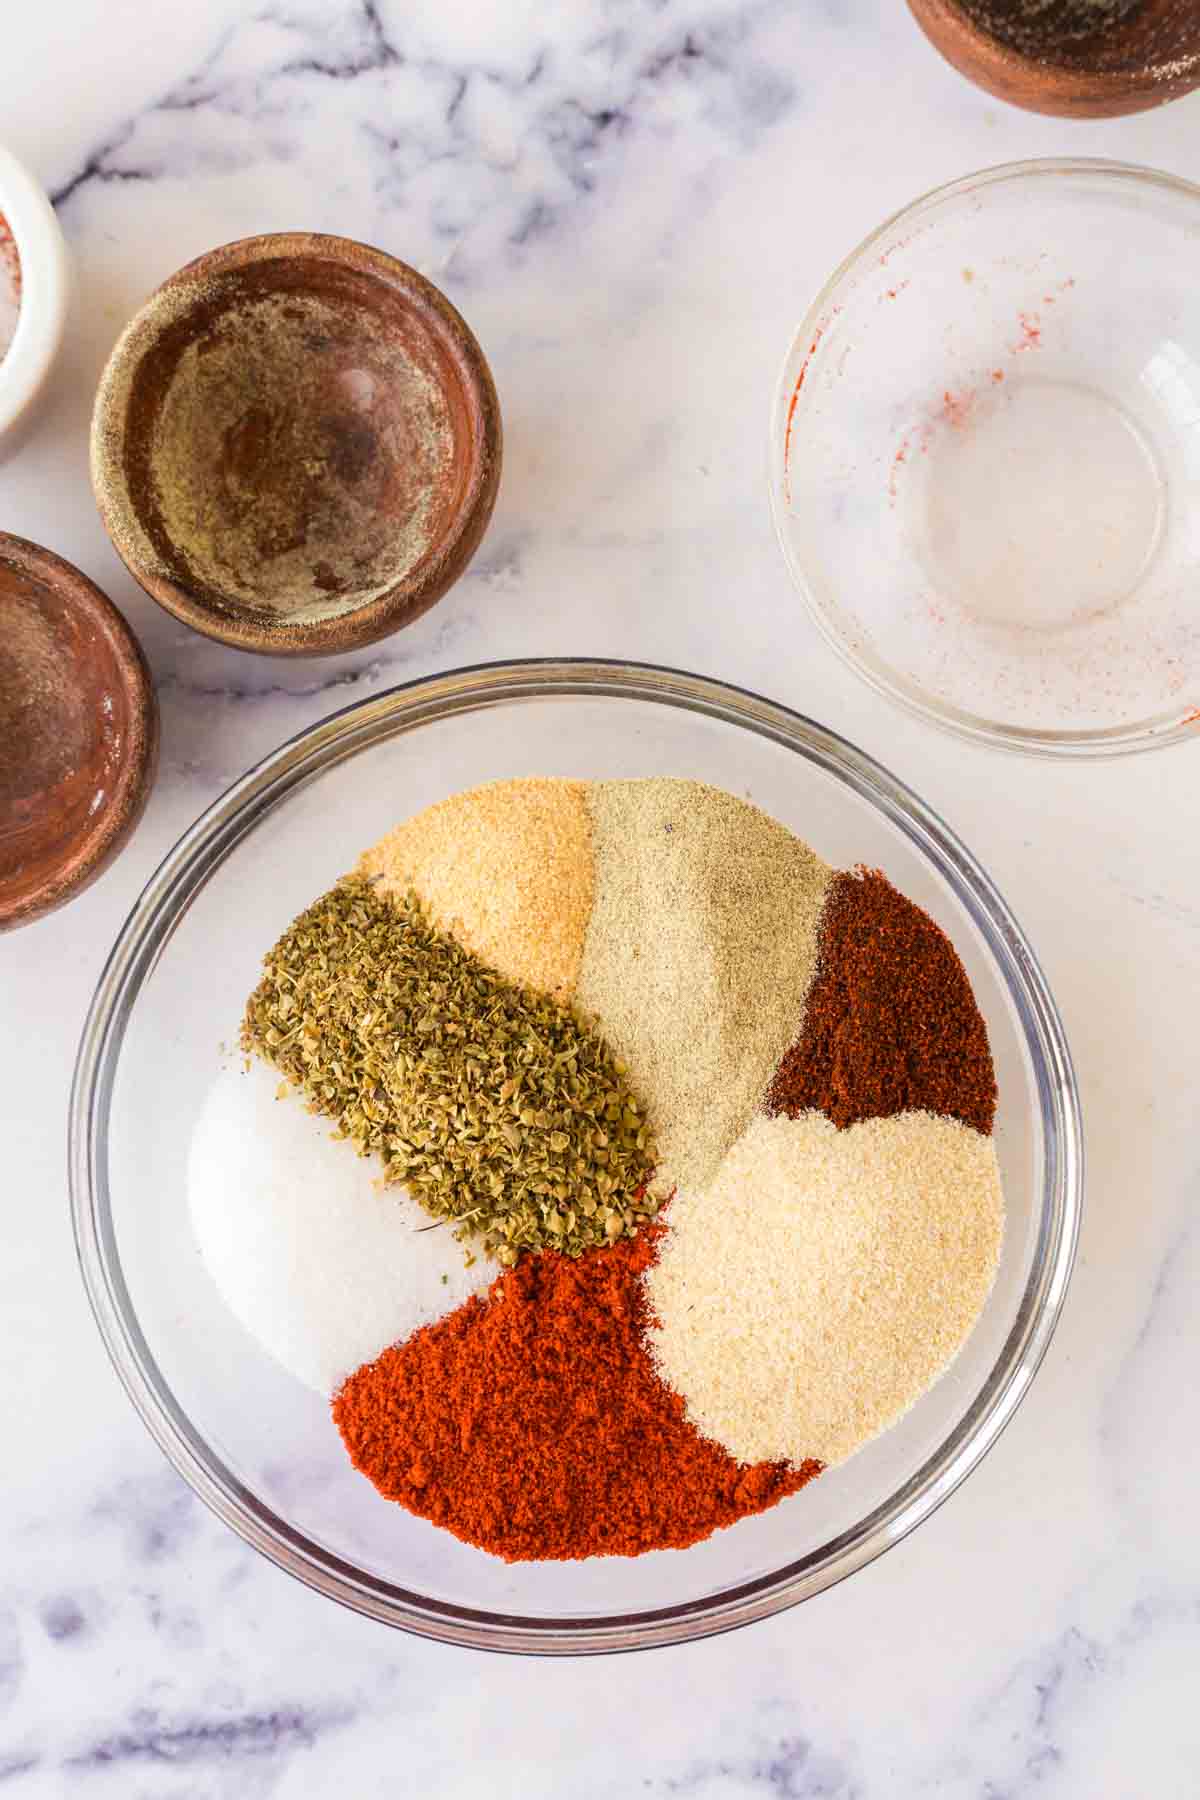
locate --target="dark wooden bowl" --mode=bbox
[0,533,158,930]
[91,234,502,656]
[907,0,1200,117]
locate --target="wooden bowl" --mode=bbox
[91,234,502,656]
[0,533,158,930]
[907,0,1200,117]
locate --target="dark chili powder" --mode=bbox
[333,1229,821,1561]
[767,868,996,1135]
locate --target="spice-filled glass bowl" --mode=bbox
[770,159,1200,756]
[70,661,1081,1653]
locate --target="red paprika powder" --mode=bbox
[333,1228,821,1561]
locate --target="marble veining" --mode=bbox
[64,1705,352,1774]
[49,0,798,289]
[2,0,1199,1794]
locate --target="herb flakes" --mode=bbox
[241,879,657,1262]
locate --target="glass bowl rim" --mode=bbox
[68,657,1083,1655]
[768,155,1200,761]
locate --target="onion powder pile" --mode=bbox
[358,778,593,1003]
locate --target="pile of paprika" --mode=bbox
[333,1228,821,1562]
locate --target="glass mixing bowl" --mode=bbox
[770,159,1200,756]
[70,661,1081,1653]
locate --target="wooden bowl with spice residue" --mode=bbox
[0,533,158,931]
[90,234,502,657]
[907,0,1200,116]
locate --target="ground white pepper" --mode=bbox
[576,779,832,1194]
[644,1109,1004,1467]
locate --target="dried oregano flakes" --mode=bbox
[241,879,657,1262]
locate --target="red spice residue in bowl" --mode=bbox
[0,213,22,361]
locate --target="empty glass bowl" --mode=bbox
[770,160,1200,755]
[70,662,1081,1652]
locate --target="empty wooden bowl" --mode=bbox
[0,533,158,930]
[907,0,1200,116]
[91,234,502,656]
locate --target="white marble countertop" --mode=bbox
[3,2,1199,1793]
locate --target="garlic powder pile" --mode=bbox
[644,1110,1004,1467]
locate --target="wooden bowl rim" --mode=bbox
[90,232,502,657]
[0,531,158,930]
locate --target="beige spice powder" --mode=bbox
[644,1110,1004,1468]
[357,778,594,1002]
[577,779,832,1194]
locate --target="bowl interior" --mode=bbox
[772,162,1200,751]
[0,207,19,360]
[81,668,1075,1650]
[0,539,151,926]
[95,246,485,633]
[0,146,70,443]
[941,0,1199,73]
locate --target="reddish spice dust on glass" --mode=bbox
[0,213,21,359]
[767,868,997,1135]
[0,215,21,298]
[333,1227,822,1562]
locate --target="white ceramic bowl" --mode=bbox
[771,160,1200,757]
[70,662,1081,1653]
[0,145,69,449]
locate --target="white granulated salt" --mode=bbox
[644,1109,1004,1468]
[189,1057,493,1395]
